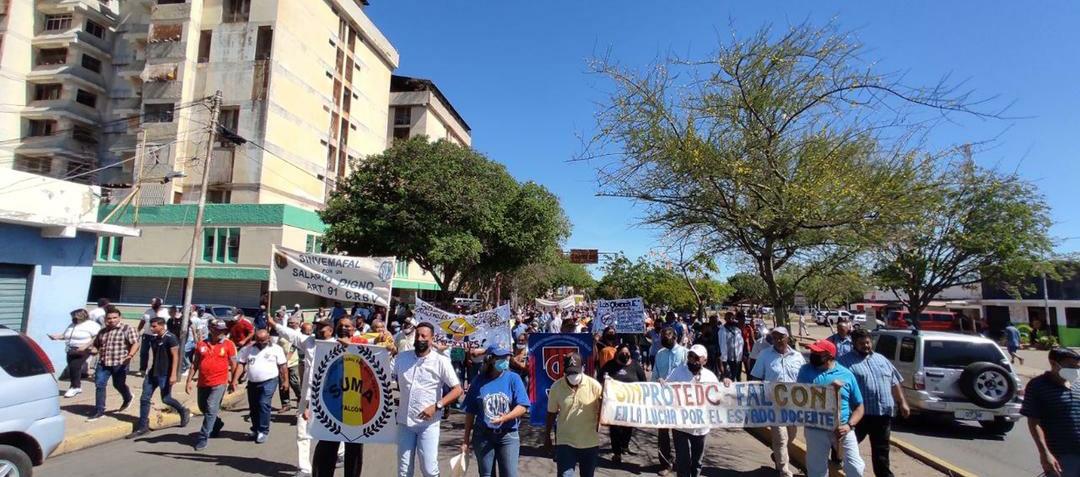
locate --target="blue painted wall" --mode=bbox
[0,224,97,376]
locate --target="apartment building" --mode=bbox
[388,74,471,147]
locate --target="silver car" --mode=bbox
[870,329,1022,434]
[0,326,65,476]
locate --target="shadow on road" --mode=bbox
[141,451,294,476]
[65,403,138,424]
[893,415,1006,441]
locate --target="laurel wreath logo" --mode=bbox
[311,344,397,442]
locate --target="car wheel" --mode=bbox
[979,417,1016,435]
[0,445,32,477]
[958,362,1016,409]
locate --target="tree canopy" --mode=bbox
[321,136,571,301]
[509,252,596,302]
[595,253,732,313]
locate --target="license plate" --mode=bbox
[955,410,993,421]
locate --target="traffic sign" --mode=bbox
[568,249,599,264]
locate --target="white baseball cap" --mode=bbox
[689,344,708,359]
[771,326,790,336]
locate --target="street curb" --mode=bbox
[51,389,247,457]
[891,437,978,477]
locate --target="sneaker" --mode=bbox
[86,412,105,422]
[117,399,132,413]
[179,408,191,428]
[64,388,82,398]
[193,440,208,451]
[125,428,150,439]
[255,432,268,444]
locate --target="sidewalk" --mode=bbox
[52,370,248,456]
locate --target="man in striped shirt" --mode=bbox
[838,329,910,477]
[1022,347,1080,477]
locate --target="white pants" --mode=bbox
[397,423,441,477]
[770,426,798,477]
[805,427,864,477]
[297,408,343,473]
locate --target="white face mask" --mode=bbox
[566,373,583,386]
[1058,367,1080,384]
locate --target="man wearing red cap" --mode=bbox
[797,339,865,477]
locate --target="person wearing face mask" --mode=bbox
[600,343,646,464]
[394,322,463,477]
[545,353,602,477]
[837,329,909,477]
[49,308,101,398]
[232,329,288,444]
[718,312,745,382]
[749,327,804,477]
[664,344,720,477]
[1021,347,1080,477]
[461,345,530,477]
[797,339,865,477]
[596,326,618,373]
[652,327,686,475]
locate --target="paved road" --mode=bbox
[890,414,1040,477]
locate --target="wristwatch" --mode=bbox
[435,402,445,411]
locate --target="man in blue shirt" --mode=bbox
[797,339,866,477]
[826,319,855,358]
[838,329,910,477]
[750,327,804,477]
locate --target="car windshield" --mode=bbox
[923,340,1006,369]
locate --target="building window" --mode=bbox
[28,119,57,137]
[396,260,409,278]
[348,28,357,52]
[218,106,239,136]
[1066,308,1080,328]
[329,113,339,140]
[14,156,52,175]
[255,26,273,60]
[342,88,351,114]
[332,80,342,106]
[157,0,187,4]
[97,236,123,262]
[75,89,97,108]
[335,50,344,74]
[345,58,353,83]
[393,127,410,141]
[65,160,92,183]
[144,103,175,123]
[81,54,102,73]
[149,23,183,42]
[44,14,73,32]
[394,106,411,126]
[223,0,250,23]
[338,18,347,40]
[203,227,240,263]
[305,234,324,254]
[198,30,212,63]
[34,84,63,101]
[207,189,231,204]
[72,124,99,144]
[327,145,337,173]
[85,20,106,39]
[337,149,347,177]
[36,48,67,66]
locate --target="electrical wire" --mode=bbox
[0,98,210,147]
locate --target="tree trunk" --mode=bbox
[760,254,788,328]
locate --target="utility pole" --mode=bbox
[179,91,222,353]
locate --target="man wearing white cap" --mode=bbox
[665,344,719,477]
[749,326,805,477]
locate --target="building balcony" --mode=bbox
[118,22,149,40]
[22,100,102,124]
[111,96,142,114]
[28,63,108,92]
[150,1,191,22]
[33,29,112,59]
[114,56,145,78]
[14,135,97,162]
[145,40,185,61]
[142,80,182,100]
[208,148,235,185]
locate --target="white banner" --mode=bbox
[309,341,398,443]
[269,246,394,306]
[535,295,579,310]
[593,297,646,334]
[413,298,511,350]
[600,380,839,430]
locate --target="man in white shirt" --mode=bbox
[393,322,463,477]
[136,298,169,376]
[717,312,745,381]
[231,329,287,444]
[89,298,109,325]
[665,344,720,477]
[749,326,805,477]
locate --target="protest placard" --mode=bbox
[527,333,594,425]
[593,297,646,334]
[269,246,394,306]
[413,298,511,349]
[599,380,839,430]
[309,341,397,443]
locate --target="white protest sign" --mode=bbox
[413,298,512,349]
[309,341,397,443]
[593,298,646,334]
[269,246,394,306]
[599,380,839,430]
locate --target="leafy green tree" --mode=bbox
[727,272,769,304]
[594,253,657,300]
[321,137,571,302]
[509,253,596,301]
[583,23,994,325]
[800,267,868,309]
[873,158,1053,324]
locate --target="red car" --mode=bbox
[885,310,959,332]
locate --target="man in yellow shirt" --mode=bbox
[544,352,601,477]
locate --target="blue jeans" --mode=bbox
[1059,453,1080,477]
[673,430,707,477]
[196,385,226,444]
[472,429,519,477]
[138,374,187,429]
[397,423,441,477]
[138,334,153,372]
[805,427,865,477]
[247,378,277,434]
[94,363,132,415]
[554,445,598,477]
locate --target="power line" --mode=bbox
[0,98,210,147]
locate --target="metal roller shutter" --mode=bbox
[0,265,32,332]
[192,279,263,308]
[120,277,184,306]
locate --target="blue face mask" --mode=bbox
[494,359,510,372]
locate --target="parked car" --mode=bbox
[884,310,958,332]
[852,313,867,326]
[0,325,66,476]
[816,310,852,325]
[198,304,238,321]
[871,329,1021,434]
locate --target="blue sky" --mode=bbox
[366,1,1080,275]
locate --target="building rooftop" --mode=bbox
[390,75,471,133]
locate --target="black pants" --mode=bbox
[278,366,301,406]
[312,440,363,477]
[657,428,674,470]
[673,430,706,477]
[610,425,633,455]
[66,349,90,389]
[724,360,741,381]
[855,415,893,477]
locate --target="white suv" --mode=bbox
[870,329,1022,434]
[0,326,65,476]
